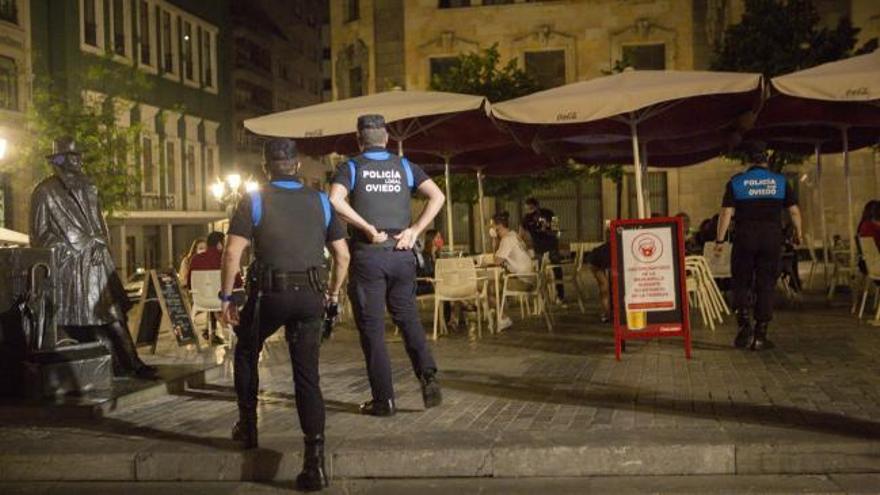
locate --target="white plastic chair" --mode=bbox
[857,238,880,320]
[684,256,730,330]
[189,269,227,343]
[541,251,587,314]
[432,258,486,340]
[803,234,826,290]
[500,261,553,332]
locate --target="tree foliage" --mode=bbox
[711,0,876,171]
[430,44,542,103]
[24,55,153,214]
[429,45,593,202]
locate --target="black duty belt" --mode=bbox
[258,267,327,293]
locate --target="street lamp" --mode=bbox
[0,138,9,160]
[213,173,260,214]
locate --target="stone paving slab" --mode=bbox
[1,294,880,480]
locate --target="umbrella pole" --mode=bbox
[815,144,830,285]
[398,140,404,157]
[477,168,487,253]
[640,141,652,218]
[842,127,856,270]
[630,122,647,219]
[444,156,455,251]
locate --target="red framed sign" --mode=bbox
[610,216,692,360]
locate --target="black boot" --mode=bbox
[359,399,396,417]
[420,370,442,409]
[231,407,258,449]
[751,321,774,351]
[97,321,159,379]
[733,311,753,349]
[296,434,329,492]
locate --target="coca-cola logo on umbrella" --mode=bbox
[631,232,664,264]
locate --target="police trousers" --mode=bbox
[731,224,783,323]
[349,247,437,401]
[234,290,325,437]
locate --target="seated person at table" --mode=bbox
[586,241,611,323]
[491,212,535,331]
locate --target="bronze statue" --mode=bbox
[30,137,157,379]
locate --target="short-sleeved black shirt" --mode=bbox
[228,188,346,243]
[722,166,797,224]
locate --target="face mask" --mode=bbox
[489,227,498,239]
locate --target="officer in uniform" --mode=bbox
[221,138,349,492]
[715,143,801,351]
[329,114,446,416]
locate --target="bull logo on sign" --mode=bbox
[631,232,664,264]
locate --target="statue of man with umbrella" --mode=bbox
[29,137,157,379]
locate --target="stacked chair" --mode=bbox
[684,256,730,330]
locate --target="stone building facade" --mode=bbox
[30,0,234,277]
[231,0,331,188]
[0,0,32,234]
[330,0,879,253]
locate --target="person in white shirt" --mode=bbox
[490,212,535,330]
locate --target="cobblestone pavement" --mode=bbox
[2,292,880,452]
[101,293,880,442]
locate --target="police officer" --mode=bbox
[221,138,349,492]
[715,142,802,351]
[328,114,446,416]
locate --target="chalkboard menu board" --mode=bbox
[135,270,199,353]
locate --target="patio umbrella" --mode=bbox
[492,70,764,218]
[751,49,880,269]
[243,89,489,155]
[244,89,510,247]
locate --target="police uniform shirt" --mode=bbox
[228,183,347,244]
[722,166,797,224]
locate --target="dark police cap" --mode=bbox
[357,114,386,130]
[263,138,297,161]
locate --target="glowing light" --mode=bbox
[225,174,242,190]
[210,181,225,201]
[244,180,260,193]
[0,138,8,160]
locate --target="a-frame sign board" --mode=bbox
[134,270,200,354]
